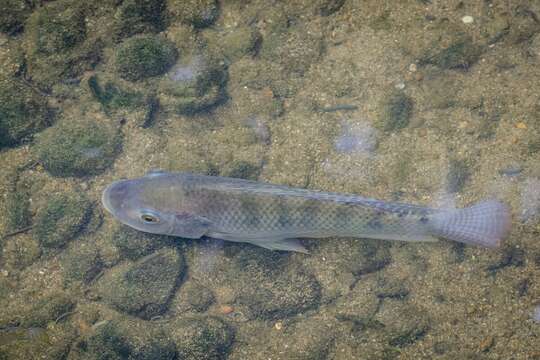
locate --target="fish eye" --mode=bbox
[140,212,160,224]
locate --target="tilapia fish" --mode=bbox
[102,171,511,253]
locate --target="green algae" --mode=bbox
[0,0,34,35]
[115,35,178,82]
[33,192,92,249]
[113,0,167,38]
[378,90,414,132]
[34,116,121,177]
[23,0,101,89]
[96,248,184,319]
[169,316,234,360]
[168,0,220,28]
[0,76,53,149]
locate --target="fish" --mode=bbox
[101,170,511,253]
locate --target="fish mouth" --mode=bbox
[101,180,129,215]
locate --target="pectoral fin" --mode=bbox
[257,238,309,254]
[173,212,211,239]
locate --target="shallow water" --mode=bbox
[0,0,539,359]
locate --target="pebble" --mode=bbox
[462,15,474,24]
[219,305,234,315]
[274,321,283,330]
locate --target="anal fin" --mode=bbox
[257,238,309,254]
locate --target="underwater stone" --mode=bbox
[34,117,120,177]
[419,38,481,70]
[87,75,145,112]
[183,282,215,312]
[221,160,261,180]
[0,77,53,149]
[23,1,101,89]
[374,299,429,347]
[4,187,31,233]
[158,53,227,115]
[168,0,219,28]
[169,316,234,360]
[446,158,471,194]
[115,35,178,82]
[378,90,413,132]
[237,268,321,320]
[111,225,173,260]
[0,0,33,35]
[33,192,92,249]
[73,319,176,360]
[2,236,41,271]
[61,242,103,285]
[21,291,75,328]
[96,248,184,319]
[113,0,166,38]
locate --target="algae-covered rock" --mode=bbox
[87,75,145,111]
[378,90,413,132]
[169,316,234,360]
[0,76,53,149]
[236,267,321,320]
[0,0,34,35]
[374,299,429,347]
[419,37,481,70]
[115,35,178,82]
[96,248,184,319]
[21,291,75,328]
[110,225,173,260]
[0,323,76,360]
[34,116,121,177]
[33,191,92,249]
[71,319,176,360]
[204,27,260,62]
[220,160,261,180]
[4,188,31,233]
[2,236,41,271]
[168,0,219,28]
[61,242,103,284]
[159,52,227,115]
[23,0,101,89]
[446,158,471,194]
[113,0,167,38]
[181,281,215,312]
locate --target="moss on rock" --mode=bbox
[20,291,75,328]
[378,90,413,132]
[33,191,92,249]
[23,0,102,89]
[61,242,103,284]
[115,35,178,82]
[0,76,53,149]
[34,116,121,177]
[96,248,184,319]
[169,316,234,360]
[168,0,219,28]
[110,225,173,260]
[158,51,227,115]
[0,0,34,35]
[113,0,167,38]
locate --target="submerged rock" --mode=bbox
[21,291,75,328]
[0,76,53,149]
[0,0,34,35]
[34,116,121,177]
[168,0,220,28]
[169,316,234,360]
[2,236,41,271]
[419,37,481,70]
[158,53,227,114]
[96,248,184,319]
[71,319,176,360]
[110,225,173,260]
[33,191,92,249]
[61,242,103,285]
[374,299,429,347]
[23,0,101,89]
[115,35,178,82]
[378,90,413,132]
[113,0,167,38]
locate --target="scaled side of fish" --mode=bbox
[102,171,511,253]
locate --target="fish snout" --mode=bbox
[102,180,130,215]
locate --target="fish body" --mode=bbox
[102,171,511,252]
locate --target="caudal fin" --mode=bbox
[430,200,511,248]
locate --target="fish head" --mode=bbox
[102,177,178,236]
[102,173,211,239]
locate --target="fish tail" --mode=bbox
[429,200,511,248]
